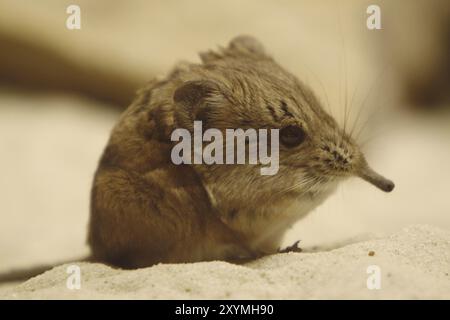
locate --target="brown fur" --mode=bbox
[88,35,393,268]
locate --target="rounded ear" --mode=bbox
[173,80,223,130]
[229,35,267,57]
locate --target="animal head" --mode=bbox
[171,35,394,206]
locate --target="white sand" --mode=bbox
[1,225,449,299]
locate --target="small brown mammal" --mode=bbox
[88,35,394,268]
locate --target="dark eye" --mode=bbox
[280,125,306,147]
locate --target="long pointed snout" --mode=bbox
[357,164,395,193]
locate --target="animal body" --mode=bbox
[88,35,394,268]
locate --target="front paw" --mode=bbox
[278,240,302,253]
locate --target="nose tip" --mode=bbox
[381,179,395,193]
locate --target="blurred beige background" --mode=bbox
[0,0,449,276]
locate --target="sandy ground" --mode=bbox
[1,225,449,299]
